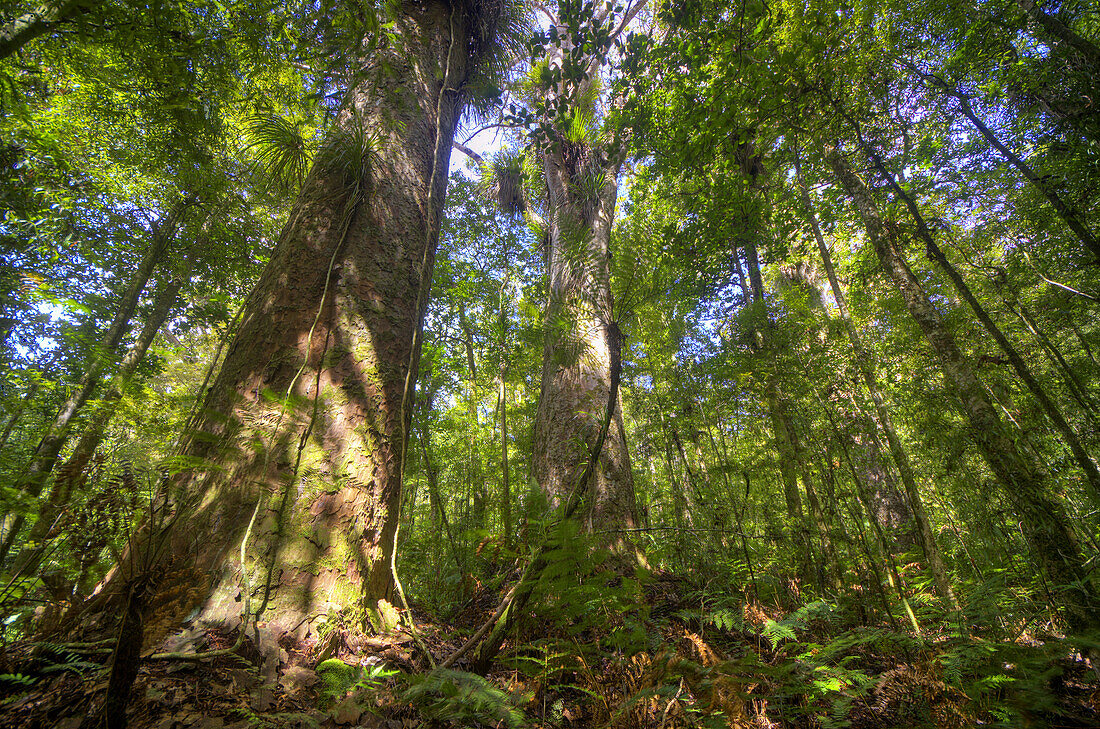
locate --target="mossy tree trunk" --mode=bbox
[867,151,1100,504]
[532,114,638,541]
[95,1,470,641]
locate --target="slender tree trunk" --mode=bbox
[653,403,682,537]
[697,396,756,580]
[742,235,816,586]
[21,274,184,563]
[459,304,485,522]
[911,66,1100,259]
[470,316,626,671]
[657,407,694,541]
[829,150,1099,632]
[1009,299,1100,421]
[668,416,707,522]
[1068,320,1098,369]
[1017,0,1100,71]
[870,157,1100,502]
[838,441,921,633]
[799,162,957,606]
[88,2,474,640]
[0,351,58,455]
[802,463,839,592]
[766,388,817,580]
[498,368,511,548]
[496,275,512,549]
[1,199,189,565]
[420,396,463,576]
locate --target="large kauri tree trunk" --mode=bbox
[93,1,469,641]
[533,141,639,540]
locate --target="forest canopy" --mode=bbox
[0,0,1098,727]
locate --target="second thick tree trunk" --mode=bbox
[532,139,638,539]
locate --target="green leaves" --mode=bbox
[762,618,798,649]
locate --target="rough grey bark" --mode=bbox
[829,151,1098,632]
[88,1,476,641]
[468,317,626,672]
[529,4,649,547]
[849,427,914,545]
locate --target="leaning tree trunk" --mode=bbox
[829,150,1099,633]
[867,153,1100,504]
[90,2,470,641]
[0,200,188,564]
[0,0,86,60]
[1017,0,1100,72]
[20,272,185,569]
[907,64,1100,260]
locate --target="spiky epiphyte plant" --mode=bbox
[462,0,537,121]
[482,149,527,216]
[244,113,318,196]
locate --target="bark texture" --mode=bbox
[532,133,638,537]
[93,2,469,641]
[0,0,85,60]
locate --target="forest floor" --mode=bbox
[0,571,1097,729]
